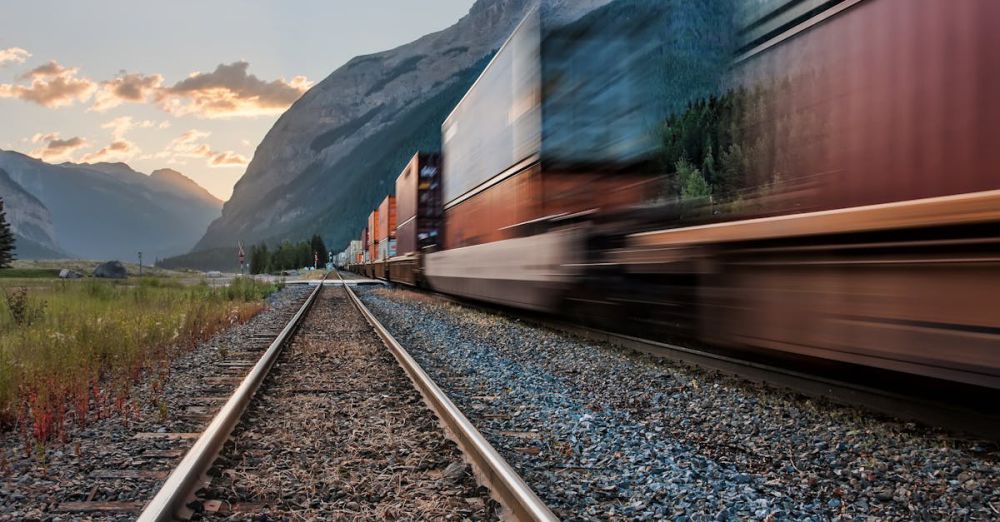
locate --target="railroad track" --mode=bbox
[349,282,1000,519]
[40,286,315,519]
[129,273,554,521]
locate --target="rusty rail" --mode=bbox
[338,270,558,522]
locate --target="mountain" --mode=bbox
[0,167,63,259]
[189,0,614,264]
[0,151,222,260]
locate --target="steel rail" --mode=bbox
[138,280,323,521]
[338,270,558,522]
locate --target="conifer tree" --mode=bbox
[0,197,15,268]
[310,234,328,266]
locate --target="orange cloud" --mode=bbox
[159,129,249,168]
[0,47,30,66]
[156,61,312,118]
[2,57,309,118]
[29,132,89,161]
[91,72,164,111]
[80,140,139,163]
[209,151,249,167]
[0,60,96,108]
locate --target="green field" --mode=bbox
[0,268,61,279]
[0,276,278,448]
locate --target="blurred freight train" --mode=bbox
[340,0,1000,390]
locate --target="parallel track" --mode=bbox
[138,281,323,521]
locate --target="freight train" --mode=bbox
[341,0,1000,390]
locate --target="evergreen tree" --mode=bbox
[249,244,269,275]
[0,198,15,268]
[256,243,271,274]
[310,234,329,266]
[297,242,312,268]
[676,158,711,200]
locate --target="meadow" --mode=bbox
[0,276,279,451]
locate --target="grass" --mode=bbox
[0,276,279,451]
[0,268,61,279]
[9,259,188,279]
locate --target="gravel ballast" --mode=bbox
[197,286,500,520]
[357,285,1000,521]
[0,285,313,522]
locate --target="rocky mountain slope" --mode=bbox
[0,167,62,259]
[191,0,614,260]
[0,151,222,260]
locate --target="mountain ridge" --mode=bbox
[191,0,614,258]
[0,150,222,260]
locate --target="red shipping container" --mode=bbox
[443,163,651,250]
[377,195,397,242]
[396,153,442,256]
[367,209,379,261]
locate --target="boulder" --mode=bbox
[58,268,83,279]
[93,260,127,279]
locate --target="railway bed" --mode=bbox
[0,285,314,522]
[138,276,552,521]
[190,284,501,520]
[2,278,553,521]
[355,284,1000,520]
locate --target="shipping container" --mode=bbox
[367,209,379,262]
[377,238,397,261]
[345,239,364,267]
[443,166,653,249]
[395,153,443,256]
[440,4,714,207]
[377,195,397,242]
[442,10,540,207]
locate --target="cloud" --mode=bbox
[158,129,249,168]
[0,47,30,66]
[80,139,139,163]
[29,132,89,161]
[209,151,249,166]
[156,61,312,118]
[1,56,309,118]
[0,60,96,108]
[70,116,161,163]
[101,116,157,140]
[91,71,164,111]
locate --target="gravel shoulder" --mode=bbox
[0,285,313,522]
[358,285,1000,521]
[197,286,500,521]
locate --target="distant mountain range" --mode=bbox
[0,150,221,261]
[173,0,614,269]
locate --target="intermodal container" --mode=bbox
[367,209,379,262]
[441,4,706,207]
[377,195,397,242]
[395,152,443,256]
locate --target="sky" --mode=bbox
[0,0,473,201]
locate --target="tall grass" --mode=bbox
[0,277,278,451]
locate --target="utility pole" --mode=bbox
[238,241,246,276]
[138,251,143,277]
